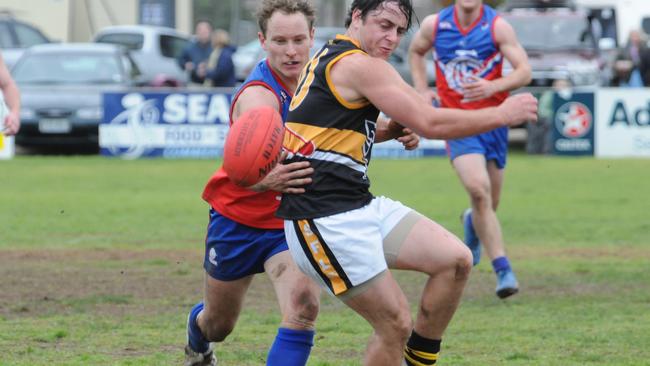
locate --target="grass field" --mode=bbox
[1,154,649,365]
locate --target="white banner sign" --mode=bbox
[596,88,650,158]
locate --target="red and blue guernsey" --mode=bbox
[433,4,508,110]
[202,59,292,229]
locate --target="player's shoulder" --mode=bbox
[420,13,439,32]
[234,85,279,119]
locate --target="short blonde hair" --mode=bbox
[256,0,316,36]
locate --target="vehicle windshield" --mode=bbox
[502,14,596,50]
[13,52,124,85]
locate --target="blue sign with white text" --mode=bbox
[100,91,232,159]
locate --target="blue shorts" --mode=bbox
[447,126,509,169]
[204,208,288,281]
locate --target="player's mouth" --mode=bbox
[284,60,301,69]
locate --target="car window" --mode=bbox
[13,53,123,84]
[503,14,595,50]
[96,33,144,51]
[160,35,189,59]
[0,23,13,48]
[14,22,49,47]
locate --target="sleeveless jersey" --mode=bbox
[433,5,508,109]
[276,35,379,220]
[202,59,292,229]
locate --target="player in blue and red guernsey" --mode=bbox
[184,1,320,365]
[409,0,532,298]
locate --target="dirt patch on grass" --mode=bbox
[0,248,281,319]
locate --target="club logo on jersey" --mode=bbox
[439,21,452,30]
[441,50,482,91]
[555,101,593,138]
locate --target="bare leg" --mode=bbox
[197,274,254,342]
[390,217,472,339]
[264,251,320,330]
[452,153,506,260]
[342,271,413,366]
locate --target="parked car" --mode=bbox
[0,12,51,70]
[233,27,346,82]
[500,1,601,87]
[93,25,191,86]
[13,43,143,148]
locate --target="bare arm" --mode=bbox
[461,18,531,102]
[0,51,20,136]
[331,53,537,140]
[232,86,313,193]
[408,14,437,94]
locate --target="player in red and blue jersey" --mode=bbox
[409,0,532,298]
[184,1,321,365]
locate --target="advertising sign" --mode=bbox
[595,88,650,158]
[100,92,232,159]
[551,92,595,156]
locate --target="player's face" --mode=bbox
[353,2,407,60]
[259,11,314,83]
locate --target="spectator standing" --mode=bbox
[178,21,213,85]
[612,30,648,87]
[203,29,237,87]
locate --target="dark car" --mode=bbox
[0,12,51,69]
[500,2,601,87]
[13,43,143,148]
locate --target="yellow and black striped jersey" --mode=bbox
[277,35,380,220]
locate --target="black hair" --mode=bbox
[344,0,415,30]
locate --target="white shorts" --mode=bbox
[284,196,414,297]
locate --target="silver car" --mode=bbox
[94,25,191,86]
[13,43,142,148]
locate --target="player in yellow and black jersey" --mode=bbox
[277,0,537,365]
[277,35,382,219]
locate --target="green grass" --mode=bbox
[0,154,649,365]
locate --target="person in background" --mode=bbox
[203,29,237,87]
[409,0,532,299]
[612,30,649,87]
[178,20,213,85]
[0,50,20,136]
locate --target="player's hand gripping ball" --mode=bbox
[223,106,285,187]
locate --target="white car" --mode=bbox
[94,25,191,86]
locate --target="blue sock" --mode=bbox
[492,256,511,273]
[187,302,210,353]
[266,328,315,366]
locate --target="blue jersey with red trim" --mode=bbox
[202,59,292,230]
[433,5,508,109]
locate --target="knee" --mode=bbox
[285,286,320,329]
[454,247,473,281]
[385,307,413,345]
[200,313,236,343]
[467,185,491,209]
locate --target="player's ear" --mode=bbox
[258,31,267,51]
[309,27,315,48]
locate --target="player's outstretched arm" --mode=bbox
[334,53,537,140]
